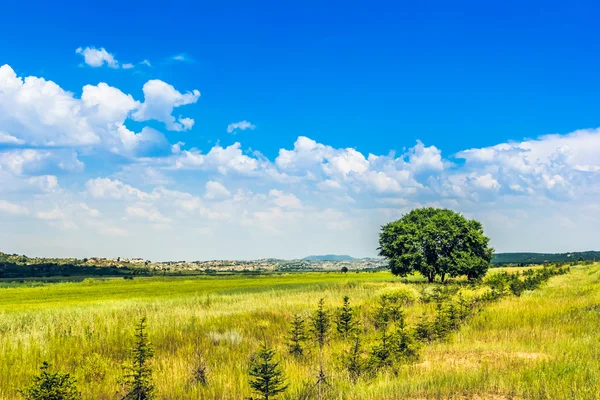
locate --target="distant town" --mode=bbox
[0,251,387,277]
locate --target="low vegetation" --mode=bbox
[1,261,590,399]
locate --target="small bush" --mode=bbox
[20,362,81,400]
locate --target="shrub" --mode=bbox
[20,362,81,400]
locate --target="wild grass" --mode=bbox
[0,266,597,399]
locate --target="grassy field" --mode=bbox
[0,265,598,399]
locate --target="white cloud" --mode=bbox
[0,200,29,215]
[408,140,444,173]
[0,131,24,145]
[132,80,200,131]
[204,181,231,200]
[125,203,171,223]
[76,47,118,68]
[36,208,65,220]
[323,148,369,177]
[122,63,134,69]
[269,189,302,209]
[455,128,600,198]
[81,82,139,123]
[0,65,99,147]
[80,203,100,217]
[0,149,83,176]
[0,64,198,159]
[1,61,600,259]
[174,142,258,174]
[26,175,60,192]
[471,173,500,191]
[317,179,342,190]
[170,54,193,63]
[227,120,256,134]
[85,178,154,201]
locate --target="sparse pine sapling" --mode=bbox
[336,296,355,338]
[310,299,331,350]
[457,294,470,321]
[369,329,394,371]
[392,327,420,364]
[433,302,450,340]
[288,314,308,357]
[309,298,331,400]
[343,334,364,383]
[20,362,81,400]
[445,301,459,331]
[122,317,154,400]
[248,340,288,400]
[373,296,390,331]
[414,313,435,343]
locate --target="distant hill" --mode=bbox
[493,251,600,265]
[303,255,356,261]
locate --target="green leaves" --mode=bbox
[379,207,494,282]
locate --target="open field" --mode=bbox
[0,265,598,399]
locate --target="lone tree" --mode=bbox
[378,208,493,283]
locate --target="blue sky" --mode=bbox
[1,1,600,260]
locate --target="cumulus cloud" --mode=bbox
[174,142,258,174]
[76,47,119,68]
[455,128,600,199]
[0,64,198,162]
[227,120,256,134]
[0,65,100,146]
[2,56,600,258]
[81,82,139,123]
[132,80,200,131]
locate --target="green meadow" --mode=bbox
[0,265,598,399]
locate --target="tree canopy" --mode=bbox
[378,208,493,282]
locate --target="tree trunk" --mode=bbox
[441,273,446,283]
[427,273,434,283]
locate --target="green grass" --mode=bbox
[0,266,598,399]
